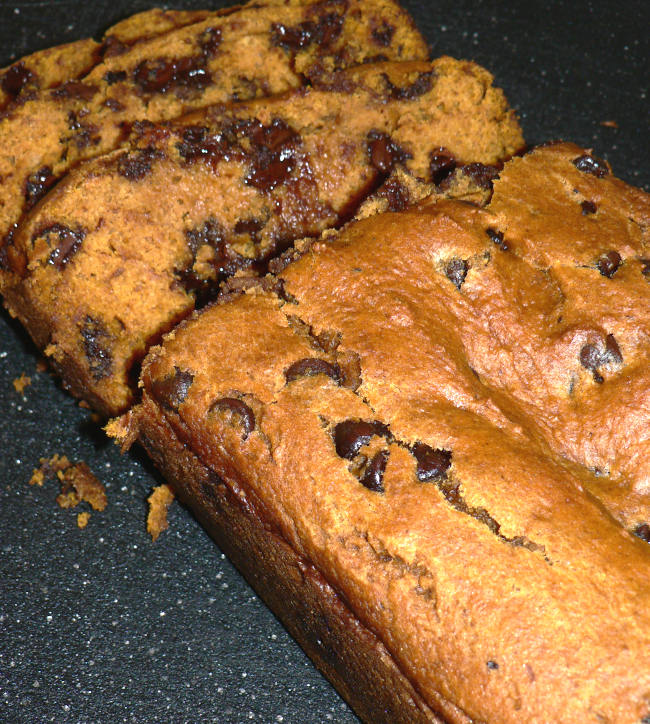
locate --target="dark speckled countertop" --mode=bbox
[0,1,648,722]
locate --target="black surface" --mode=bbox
[0,2,648,723]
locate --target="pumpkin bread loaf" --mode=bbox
[1,57,523,415]
[112,142,650,723]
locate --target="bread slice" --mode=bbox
[116,143,650,722]
[0,0,427,246]
[2,57,523,416]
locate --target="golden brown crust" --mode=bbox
[2,56,522,416]
[127,143,650,722]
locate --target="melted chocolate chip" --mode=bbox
[596,250,622,277]
[285,358,341,384]
[210,397,255,439]
[244,118,300,192]
[458,163,500,189]
[103,70,127,85]
[412,442,452,482]
[104,98,125,112]
[150,366,194,412]
[367,131,410,174]
[382,70,435,100]
[51,81,98,101]
[334,420,390,460]
[2,61,34,97]
[271,13,343,51]
[24,166,55,209]
[579,343,603,382]
[486,227,509,251]
[80,316,113,381]
[376,176,410,212]
[233,217,265,242]
[580,199,597,215]
[486,661,499,670]
[604,333,623,364]
[34,223,86,269]
[133,57,210,95]
[572,154,609,178]
[117,146,164,181]
[445,258,469,290]
[371,20,395,47]
[633,523,650,543]
[429,148,456,185]
[199,27,222,57]
[101,36,129,58]
[359,450,388,493]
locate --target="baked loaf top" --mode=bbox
[0,0,426,243]
[129,142,650,723]
[2,57,523,415]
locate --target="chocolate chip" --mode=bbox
[579,343,604,383]
[51,81,98,101]
[367,131,410,175]
[486,661,499,670]
[429,148,456,185]
[210,397,255,440]
[412,443,452,482]
[150,366,194,412]
[580,200,597,215]
[359,450,389,493]
[633,523,650,543]
[604,334,623,364]
[371,20,395,47]
[199,27,222,57]
[103,70,127,85]
[445,258,469,290]
[133,57,210,95]
[24,166,56,209]
[458,163,500,189]
[271,13,343,51]
[284,358,341,384]
[117,146,164,181]
[374,176,410,212]
[596,250,622,277]
[233,217,265,242]
[34,223,86,269]
[80,316,113,382]
[486,227,509,251]
[334,420,390,460]
[572,154,609,178]
[244,118,300,192]
[382,70,435,100]
[2,61,34,97]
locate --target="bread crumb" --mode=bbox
[147,484,175,542]
[601,120,618,128]
[12,373,31,394]
[29,454,107,514]
[77,512,91,529]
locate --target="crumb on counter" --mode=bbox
[147,484,175,542]
[601,120,618,128]
[77,512,91,529]
[12,372,31,394]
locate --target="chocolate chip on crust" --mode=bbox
[632,523,650,543]
[412,442,452,482]
[596,250,622,278]
[210,397,255,440]
[285,358,341,384]
[580,200,597,215]
[486,227,509,251]
[572,154,610,178]
[39,223,87,269]
[150,366,194,412]
[445,258,469,290]
[359,450,389,493]
[334,420,390,460]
